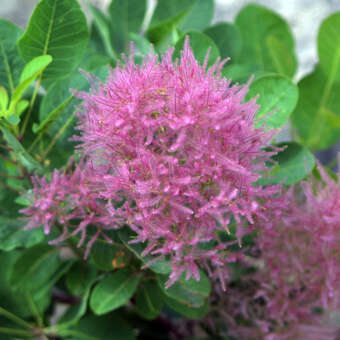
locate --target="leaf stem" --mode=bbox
[0,327,33,337]
[20,74,42,139]
[41,112,75,161]
[28,130,44,152]
[25,292,44,328]
[0,306,34,329]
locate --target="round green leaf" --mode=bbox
[318,12,340,82]
[235,4,297,78]
[150,0,194,27]
[147,9,190,49]
[257,142,316,186]
[174,31,220,67]
[136,279,164,320]
[90,268,141,315]
[157,270,211,309]
[0,216,44,252]
[66,262,97,296]
[118,228,172,275]
[222,62,266,84]
[0,251,34,318]
[91,238,129,271]
[59,265,97,328]
[163,295,209,319]
[291,66,340,150]
[204,22,242,61]
[9,244,61,293]
[18,0,89,87]
[246,75,298,129]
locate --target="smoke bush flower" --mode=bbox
[21,161,115,258]
[74,37,279,285]
[198,163,340,339]
[22,38,280,285]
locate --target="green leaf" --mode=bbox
[0,177,21,219]
[5,114,20,125]
[180,0,214,32]
[89,23,107,56]
[0,216,44,251]
[18,0,89,87]
[222,62,265,83]
[118,228,172,275]
[59,266,98,328]
[246,75,299,129]
[150,0,194,27]
[0,250,61,319]
[33,96,72,134]
[0,251,34,317]
[15,100,29,116]
[291,66,340,150]
[136,279,163,320]
[204,22,242,61]
[91,237,130,271]
[150,0,213,32]
[63,314,136,340]
[90,267,141,315]
[174,31,220,67]
[318,12,340,82]
[128,33,152,64]
[163,295,209,319]
[0,19,24,94]
[157,270,211,309]
[257,142,316,186]
[66,262,97,296]
[235,4,297,78]
[109,0,147,54]
[38,65,108,148]
[0,86,8,112]
[9,244,61,293]
[147,8,191,49]
[0,126,42,173]
[79,48,112,72]
[88,3,116,60]
[19,55,52,84]
[9,55,52,112]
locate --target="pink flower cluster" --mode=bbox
[22,38,279,285]
[21,162,116,258]
[199,163,340,339]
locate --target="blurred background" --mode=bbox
[2,0,340,80]
[2,0,340,163]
